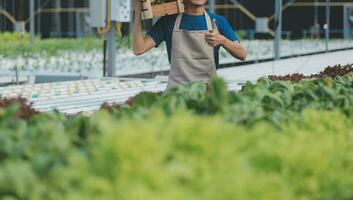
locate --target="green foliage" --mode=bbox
[0,32,32,42]
[206,77,229,113]
[225,74,353,126]
[236,30,248,40]
[107,74,353,126]
[1,106,353,199]
[1,73,353,199]
[0,32,131,58]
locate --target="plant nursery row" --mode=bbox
[0,65,353,199]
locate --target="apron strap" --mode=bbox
[173,10,213,31]
[174,13,183,31]
[204,12,212,31]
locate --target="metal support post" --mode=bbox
[37,0,41,37]
[129,0,134,35]
[54,0,61,37]
[344,6,348,40]
[274,0,282,60]
[75,12,81,37]
[325,0,330,52]
[208,0,215,14]
[30,0,35,43]
[69,0,74,37]
[314,0,318,24]
[106,21,116,77]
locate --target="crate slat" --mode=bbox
[177,0,184,12]
[152,2,179,16]
[141,0,184,20]
[141,0,154,19]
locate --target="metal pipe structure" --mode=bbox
[37,0,41,37]
[54,0,61,37]
[129,0,133,35]
[103,40,107,77]
[68,0,74,37]
[314,0,318,24]
[274,0,282,60]
[97,0,111,35]
[106,21,116,77]
[208,0,215,13]
[0,3,2,29]
[325,0,330,52]
[344,5,348,40]
[0,7,17,24]
[30,0,35,43]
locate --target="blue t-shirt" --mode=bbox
[147,12,239,68]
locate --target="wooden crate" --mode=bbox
[141,0,184,20]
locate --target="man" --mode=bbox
[133,0,247,89]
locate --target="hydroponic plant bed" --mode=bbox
[268,64,353,82]
[1,67,353,199]
[2,39,353,77]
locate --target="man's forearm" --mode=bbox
[132,10,145,55]
[204,23,247,61]
[221,37,247,61]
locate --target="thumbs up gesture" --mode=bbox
[205,19,225,48]
[211,19,219,34]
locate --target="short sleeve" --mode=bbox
[216,16,239,42]
[146,17,166,47]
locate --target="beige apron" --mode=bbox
[167,11,217,89]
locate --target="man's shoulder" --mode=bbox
[207,12,229,29]
[156,12,227,25]
[207,12,227,21]
[157,14,178,23]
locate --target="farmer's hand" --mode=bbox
[132,0,155,56]
[205,19,226,48]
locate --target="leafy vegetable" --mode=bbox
[0,71,353,199]
[269,64,353,83]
